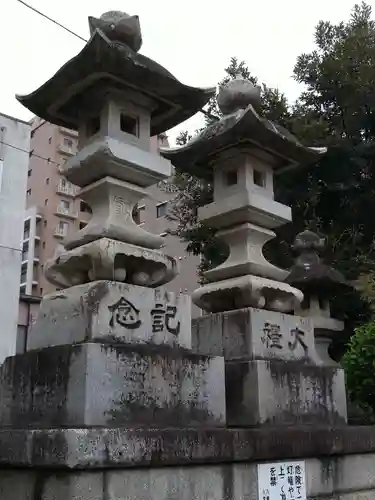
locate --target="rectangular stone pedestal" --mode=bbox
[192,307,317,362]
[193,308,347,426]
[226,359,347,426]
[0,342,225,428]
[27,281,191,351]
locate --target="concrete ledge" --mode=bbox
[0,426,375,469]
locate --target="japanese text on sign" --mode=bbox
[258,461,306,500]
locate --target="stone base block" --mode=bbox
[226,359,347,426]
[28,281,191,351]
[0,342,225,428]
[193,307,319,363]
[2,450,375,499]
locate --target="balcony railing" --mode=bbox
[56,181,78,197]
[59,127,78,137]
[55,206,78,219]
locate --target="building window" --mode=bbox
[48,137,52,144]
[61,178,67,187]
[156,202,168,219]
[46,178,50,185]
[60,199,70,210]
[43,220,47,227]
[133,204,145,224]
[26,189,31,196]
[58,221,68,233]
[28,169,32,177]
[80,200,92,213]
[63,137,73,148]
[40,288,43,295]
[42,242,46,248]
[44,199,48,206]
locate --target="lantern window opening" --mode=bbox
[253,168,266,188]
[120,113,139,137]
[224,169,238,187]
[87,116,101,137]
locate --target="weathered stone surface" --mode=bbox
[0,342,225,428]
[226,360,347,426]
[44,240,177,290]
[64,177,165,250]
[0,426,375,470]
[0,471,36,499]
[28,281,190,350]
[64,138,172,188]
[106,466,241,500]
[192,307,318,363]
[192,274,303,314]
[41,472,104,500]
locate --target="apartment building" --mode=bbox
[0,112,30,363]
[21,119,201,318]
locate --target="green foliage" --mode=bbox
[342,321,375,419]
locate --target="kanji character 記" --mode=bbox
[150,303,180,335]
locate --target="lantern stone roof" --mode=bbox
[16,11,214,136]
[161,76,326,178]
[286,230,350,295]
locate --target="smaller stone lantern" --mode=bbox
[286,230,351,366]
[163,75,326,314]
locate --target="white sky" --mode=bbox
[0,0,368,143]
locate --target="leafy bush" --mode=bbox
[342,322,375,421]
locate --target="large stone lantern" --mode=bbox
[0,11,226,437]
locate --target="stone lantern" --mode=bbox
[163,75,326,314]
[286,230,351,366]
[0,12,226,438]
[17,12,216,293]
